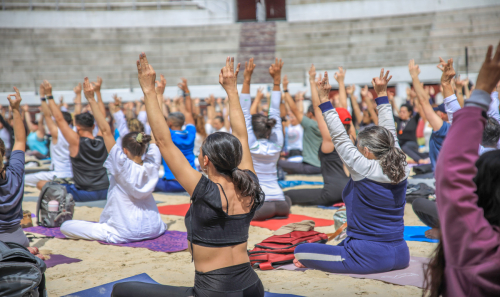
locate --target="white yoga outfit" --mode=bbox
[24,129,73,187]
[61,144,166,243]
[286,124,303,151]
[240,91,285,201]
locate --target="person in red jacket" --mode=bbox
[425,41,500,297]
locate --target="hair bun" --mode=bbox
[136,132,144,143]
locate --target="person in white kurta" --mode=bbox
[60,142,166,243]
[60,78,165,243]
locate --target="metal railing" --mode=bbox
[1,0,202,11]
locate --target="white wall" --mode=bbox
[0,0,235,28]
[287,0,499,22]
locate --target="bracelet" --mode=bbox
[183,92,190,97]
[283,89,289,93]
[40,97,46,102]
[74,103,82,105]
[46,95,54,100]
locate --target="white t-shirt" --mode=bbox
[0,128,10,150]
[286,124,303,151]
[50,129,72,174]
[241,91,285,201]
[194,133,204,156]
[205,123,227,135]
[100,144,166,242]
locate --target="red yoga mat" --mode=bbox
[158,204,334,231]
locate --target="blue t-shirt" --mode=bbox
[0,150,25,231]
[162,124,197,180]
[429,121,450,171]
[27,132,48,156]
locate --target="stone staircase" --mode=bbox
[237,22,277,84]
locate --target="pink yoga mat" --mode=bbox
[277,256,428,288]
[24,226,188,253]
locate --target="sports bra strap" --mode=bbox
[216,183,230,215]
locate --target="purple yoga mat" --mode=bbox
[45,254,82,268]
[24,226,188,253]
[278,256,428,288]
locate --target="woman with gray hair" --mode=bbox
[293,69,410,274]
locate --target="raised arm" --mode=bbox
[365,91,379,125]
[267,58,284,146]
[154,75,167,122]
[333,67,348,109]
[39,83,58,142]
[44,80,79,156]
[7,87,26,152]
[91,77,106,117]
[455,76,466,107]
[437,58,462,122]
[73,83,82,115]
[250,89,263,115]
[240,58,258,148]
[220,57,254,173]
[23,105,34,133]
[206,94,216,126]
[137,52,201,195]
[409,59,443,131]
[83,77,115,152]
[178,78,195,126]
[283,83,303,123]
[347,85,362,126]
[435,42,500,269]
[309,65,333,147]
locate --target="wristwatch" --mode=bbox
[283,89,289,93]
[40,97,46,102]
[46,95,54,100]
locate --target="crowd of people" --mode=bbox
[1,39,500,296]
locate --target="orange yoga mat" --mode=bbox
[158,204,334,231]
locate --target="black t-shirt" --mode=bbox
[70,136,109,191]
[394,113,420,146]
[185,170,264,248]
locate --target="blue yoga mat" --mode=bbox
[279,180,323,189]
[404,226,439,243]
[316,205,339,210]
[63,273,304,297]
[63,273,159,297]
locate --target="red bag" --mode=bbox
[248,230,328,270]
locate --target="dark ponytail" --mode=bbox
[357,126,407,183]
[252,114,277,139]
[122,132,151,156]
[201,132,262,201]
[423,241,446,297]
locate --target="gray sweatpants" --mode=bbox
[0,225,29,247]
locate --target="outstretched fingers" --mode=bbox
[493,41,500,62]
[235,63,241,78]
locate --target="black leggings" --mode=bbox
[286,186,343,207]
[277,160,321,175]
[401,141,427,162]
[111,263,264,297]
[252,196,292,221]
[412,198,440,228]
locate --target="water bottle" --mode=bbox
[48,200,59,212]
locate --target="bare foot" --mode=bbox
[293,258,306,268]
[35,254,46,261]
[425,228,440,240]
[418,158,430,165]
[27,247,39,255]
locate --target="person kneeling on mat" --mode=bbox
[60,78,165,244]
[294,69,410,274]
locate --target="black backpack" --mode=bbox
[0,241,47,297]
[36,180,75,228]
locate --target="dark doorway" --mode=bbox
[237,0,257,22]
[266,0,286,20]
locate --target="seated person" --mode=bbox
[0,112,13,160]
[287,65,351,206]
[25,83,73,188]
[280,91,322,175]
[0,88,29,247]
[392,100,428,164]
[294,70,410,274]
[205,94,229,134]
[24,106,48,160]
[111,55,264,297]
[349,85,379,132]
[40,80,109,201]
[60,79,165,243]
[154,78,196,193]
[285,113,304,158]
[425,44,500,296]
[239,58,291,221]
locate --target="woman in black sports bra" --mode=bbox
[111,55,265,297]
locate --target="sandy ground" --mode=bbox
[22,176,436,297]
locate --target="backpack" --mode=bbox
[0,241,47,297]
[36,181,75,228]
[248,230,328,270]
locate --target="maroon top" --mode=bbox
[435,93,500,297]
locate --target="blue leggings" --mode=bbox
[63,184,108,202]
[154,178,186,193]
[294,237,410,274]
